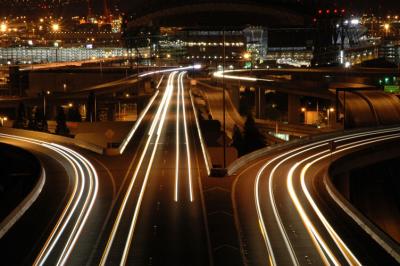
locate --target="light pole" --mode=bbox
[327,107,334,127]
[42,90,50,118]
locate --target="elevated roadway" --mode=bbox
[232,127,400,265]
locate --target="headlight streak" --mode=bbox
[138,65,201,78]
[100,72,177,265]
[298,133,400,266]
[54,144,99,266]
[120,71,176,266]
[0,133,98,266]
[286,133,400,265]
[175,72,181,202]
[254,126,400,265]
[213,69,274,82]
[149,77,172,136]
[156,75,164,89]
[0,135,80,266]
[119,90,160,154]
[179,72,194,202]
[188,87,211,175]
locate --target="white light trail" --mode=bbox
[188,89,211,175]
[156,75,164,89]
[0,133,98,266]
[119,90,160,154]
[175,72,181,202]
[179,72,194,202]
[139,65,201,78]
[120,71,176,265]
[100,72,177,265]
[254,126,400,265]
[213,69,273,82]
[298,133,400,266]
[285,133,400,265]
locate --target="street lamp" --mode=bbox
[301,107,307,124]
[0,23,7,33]
[327,107,335,127]
[384,23,390,36]
[0,116,8,126]
[52,23,60,32]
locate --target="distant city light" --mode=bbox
[350,19,360,25]
[52,23,60,32]
[0,23,7,32]
[384,23,390,31]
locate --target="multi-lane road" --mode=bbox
[1,68,400,266]
[233,127,400,265]
[0,71,212,265]
[98,71,211,265]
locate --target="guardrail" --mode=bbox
[0,159,45,238]
[325,155,400,263]
[226,125,398,175]
[0,127,104,155]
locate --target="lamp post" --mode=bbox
[327,107,335,127]
[42,90,50,119]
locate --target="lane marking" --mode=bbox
[175,71,181,202]
[120,71,176,265]
[180,73,194,202]
[100,72,177,265]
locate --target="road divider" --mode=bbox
[0,162,45,239]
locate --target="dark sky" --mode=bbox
[117,0,400,15]
[1,0,399,17]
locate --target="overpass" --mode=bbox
[213,68,400,127]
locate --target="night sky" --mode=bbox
[0,0,399,17]
[117,0,400,14]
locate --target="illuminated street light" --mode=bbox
[0,116,8,126]
[0,23,7,33]
[243,52,251,60]
[52,23,60,32]
[327,107,335,127]
[384,23,390,31]
[301,107,307,112]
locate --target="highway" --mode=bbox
[0,134,101,265]
[0,69,211,265]
[233,127,400,265]
[196,80,244,138]
[98,71,212,265]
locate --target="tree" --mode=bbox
[67,107,82,122]
[231,124,244,156]
[239,87,253,115]
[35,107,48,132]
[243,113,266,154]
[13,102,26,128]
[27,106,38,130]
[55,106,70,136]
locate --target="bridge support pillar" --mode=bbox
[256,87,266,119]
[288,94,301,124]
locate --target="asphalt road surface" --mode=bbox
[233,127,400,266]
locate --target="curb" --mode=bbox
[325,165,400,263]
[0,165,46,239]
[0,127,103,155]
